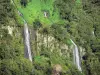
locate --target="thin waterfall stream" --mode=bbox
[12,0,32,61]
[18,10,32,62]
[23,20,32,62]
[70,39,82,71]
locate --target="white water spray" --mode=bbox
[70,39,82,71]
[24,20,32,62]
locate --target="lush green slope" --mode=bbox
[54,0,100,75]
[0,0,33,74]
[0,0,100,75]
[14,0,65,25]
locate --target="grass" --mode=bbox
[14,0,65,26]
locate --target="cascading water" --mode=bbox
[23,20,32,62]
[11,0,32,62]
[70,39,82,71]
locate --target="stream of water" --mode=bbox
[11,0,32,62]
[23,20,32,62]
[70,39,82,71]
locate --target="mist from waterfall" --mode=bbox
[70,39,82,71]
[24,20,32,62]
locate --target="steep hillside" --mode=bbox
[0,0,100,75]
[0,0,33,74]
[14,0,64,25]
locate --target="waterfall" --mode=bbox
[70,39,82,71]
[12,0,32,61]
[24,20,32,62]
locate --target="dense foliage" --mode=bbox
[0,0,33,75]
[0,0,100,75]
[55,0,100,75]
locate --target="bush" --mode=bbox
[0,58,33,75]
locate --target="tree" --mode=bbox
[20,0,28,7]
[0,59,33,75]
[0,1,33,75]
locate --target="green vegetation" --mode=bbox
[54,0,100,75]
[14,0,65,25]
[0,0,33,75]
[0,0,100,75]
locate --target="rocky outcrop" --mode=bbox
[30,30,71,57]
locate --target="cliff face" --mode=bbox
[29,27,73,57]
[36,31,69,56]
